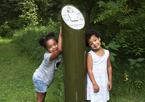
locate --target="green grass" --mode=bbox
[0,38,37,102]
[0,38,64,102]
[108,85,145,102]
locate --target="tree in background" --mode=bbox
[0,0,22,37]
[34,0,62,26]
[0,0,62,37]
[94,0,145,58]
[19,0,39,26]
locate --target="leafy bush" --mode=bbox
[0,21,13,38]
[0,19,27,38]
[13,26,47,63]
[126,58,145,88]
[95,0,145,59]
[13,22,60,63]
[18,0,39,26]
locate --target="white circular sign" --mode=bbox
[61,5,85,30]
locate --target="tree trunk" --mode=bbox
[86,0,91,29]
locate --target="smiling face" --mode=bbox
[88,35,101,51]
[46,39,58,53]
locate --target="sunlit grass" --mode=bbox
[0,37,12,43]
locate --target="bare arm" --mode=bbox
[87,53,99,92]
[107,53,112,90]
[50,26,62,61]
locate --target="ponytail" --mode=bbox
[46,32,55,38]
[39,32,57,49]
[39,38,45,46]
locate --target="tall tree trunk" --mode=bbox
[86,0,91,29]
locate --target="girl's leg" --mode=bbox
[36,92,47,102]
[32,72,47,102]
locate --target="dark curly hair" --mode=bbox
[39,32,57,49]
[85,29,100,46]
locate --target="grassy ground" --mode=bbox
[0,38,145,102]
[0,38,37,102]
[0,38,64,102]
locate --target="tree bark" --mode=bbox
[86,0,91,29]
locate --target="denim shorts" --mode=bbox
[32,72,47,93]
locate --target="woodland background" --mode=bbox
[0,0,145,101]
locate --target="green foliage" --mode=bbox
[102,41,120,63]
[14,27,48,63]
[18,0,39,26]
[95,0,130,23]
[34,0,62,25]
[0,0,24,38]
[128,58,145,67]
[135,79,143,89]
[124,70,129,82]
[0,21,13,38]
[108,41,121,51]
[0,0,62,38]
[126,58,145,88]
[94,0,145,59]
[13,19,60,62]
[0,0,21,25]
[108,58,145,102]
[0,19,24,38]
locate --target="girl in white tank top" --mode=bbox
[85,29,112,102]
